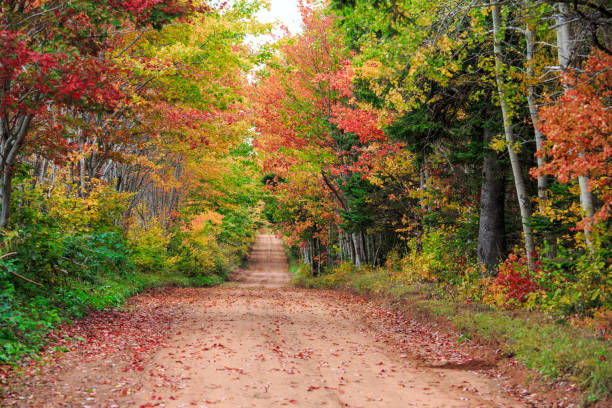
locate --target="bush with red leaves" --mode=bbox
[493,254,540,304]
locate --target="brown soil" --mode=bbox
[230,233,292,288]
[3,233,532,407]
[350,292,589,408]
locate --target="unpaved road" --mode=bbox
[3,234,527,407]
[230,233,292,288]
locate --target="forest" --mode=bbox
[257,0,610,313]
[0,0,610,405]
[0,0,268,361]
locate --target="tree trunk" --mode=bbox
[555,3,571,68]
[359,231,368,265]
[525,20,557,257]
[339,231,343,263]
[0,169,13,228]
[477,129,506,271]
[351,232,361,268]
[525,23,547,208]
[491,0,536,270]
[79,139,86,197]
[0,114,33,228]
[39,158,49,185]
[373,232,382,267]
[328,222,333,267]
[419,168,426,210]
[348,231,357,265]
[316,239,321,276]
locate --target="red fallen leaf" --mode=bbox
[423,387,430,390]
[289,400,297,404]
[307,386,319,391]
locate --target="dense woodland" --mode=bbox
[0,0,268,362]
[0,0,610,400]
[256,0,611,316]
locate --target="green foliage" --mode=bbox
[127,221,171,273]
[395,227,476,284]
[452,312,611,403]
[339,173,375,232]
[0,185,131,361]
[299,264,612,403]
[0,174,260,364]
[293,262,358,288]
[2,217,133,289]
[0,0,266,369]
[285,245,300,275]
[0,266,221,363]
[538,230,612,315]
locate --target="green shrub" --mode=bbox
[128,221,171,273]
[538,232,612,316]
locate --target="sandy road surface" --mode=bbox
[230,234,292,288]
[131,293,522,408]
[4,234,526,407]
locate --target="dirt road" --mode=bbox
[4,233,526,407]
[230,233,292,288]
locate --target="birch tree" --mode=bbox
[490,0,536,270]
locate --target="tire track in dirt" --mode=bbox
[230,233,292,288]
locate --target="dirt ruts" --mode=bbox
[231,233,292,288]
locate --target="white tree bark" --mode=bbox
[491,0,536,270]
[524,23,548,208]
[351,232,362,268]
[555,3,571,68]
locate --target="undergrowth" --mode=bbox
[285,245,300,275]
[0,268,224,365]
[294,265,612,404]
[0,179,254,365]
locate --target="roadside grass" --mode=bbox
[293,267,612,404]
[285,245,300,275]
[0,270,224,365]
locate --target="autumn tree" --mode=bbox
[534,50,612,229]
[253,5,396,269]
[0,0,202,227]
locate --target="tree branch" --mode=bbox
[1,252,44,286]
[321,171,349,210]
